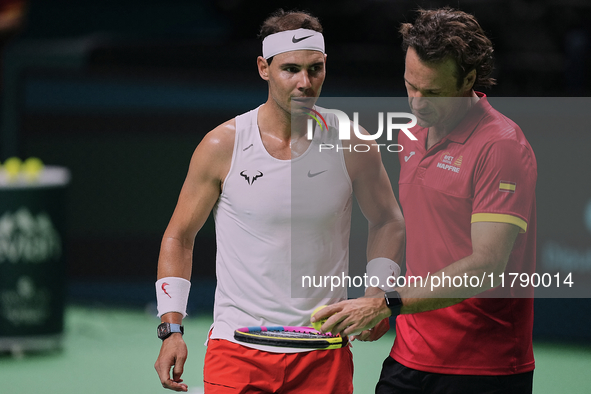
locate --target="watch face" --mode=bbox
[158,323,171,339]
[385,291,402,308]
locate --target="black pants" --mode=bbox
[376,357,533,394]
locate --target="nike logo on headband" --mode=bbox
[292,34,313,43]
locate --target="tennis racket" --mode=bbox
[234,326,347,349]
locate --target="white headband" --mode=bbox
[262,28,325,59]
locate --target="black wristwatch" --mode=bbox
[157,322,184,340]
[384,290,403,317]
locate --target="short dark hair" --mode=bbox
[259,9,323,65]
[400,7,496,88]
[259,9,323,40]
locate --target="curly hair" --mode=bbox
[400,7,496,89]
[259,9,323,41]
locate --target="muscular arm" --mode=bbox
[344,128,405,273]
[154,120,235,392]
[158,120,234,322]
[316,221,520,336]
[339,130,405,340]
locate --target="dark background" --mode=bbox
[1,0,590,340]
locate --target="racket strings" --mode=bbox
[255,330,336,339]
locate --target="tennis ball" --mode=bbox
[22,157,44,181]
[4,157,22,180]
[311,305,328,331]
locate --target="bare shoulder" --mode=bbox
[343,121,382,182]
[197,118,236,159]
[189,118,236,182]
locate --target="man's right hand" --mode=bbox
[154,333,189,392]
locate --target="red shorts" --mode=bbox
[203,338,353,394]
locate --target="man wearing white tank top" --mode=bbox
[154,9,405,393]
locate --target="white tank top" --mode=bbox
[210,106,352,352]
